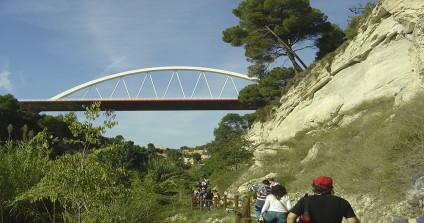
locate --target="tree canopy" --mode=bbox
[222,0,334,76]
[239,66,295,106]
[202,113,253,176]
[315,23,346,60]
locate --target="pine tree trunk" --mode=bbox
[285,49,303,74]
[265,26,306,74]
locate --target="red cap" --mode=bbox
[313,176,333,188]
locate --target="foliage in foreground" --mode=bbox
[0,101,196,223]
[0,141,50,223]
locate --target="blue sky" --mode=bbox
[0,0,377,149]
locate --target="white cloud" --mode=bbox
[0,61,13,93]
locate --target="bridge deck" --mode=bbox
[18,99,259,112]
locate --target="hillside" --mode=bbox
[222,0,424,222]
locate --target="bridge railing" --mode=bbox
[190,193,252,223]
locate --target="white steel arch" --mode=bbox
[49,66,258,100]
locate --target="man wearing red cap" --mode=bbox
[287,176,360,223]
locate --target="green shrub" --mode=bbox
[345,2,376,40]
[0,141,50,222]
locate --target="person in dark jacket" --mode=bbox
[287,176,360,223]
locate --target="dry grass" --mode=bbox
[168,93,424,222]
[231,93,424,205]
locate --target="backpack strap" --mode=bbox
[278,199,289,212]
[300,194,311,221]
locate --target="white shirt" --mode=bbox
[261,194,292,213]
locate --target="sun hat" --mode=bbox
[313,176,333,188]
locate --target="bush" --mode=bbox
[0,141,50,222]
[345,2,376,40]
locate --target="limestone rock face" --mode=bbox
[248,0,424,146]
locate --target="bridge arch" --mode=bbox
[49,66,258,100]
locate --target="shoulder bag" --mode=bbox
[276,195,289,212]
[298,194,311,223]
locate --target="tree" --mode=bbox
[147,143,155,151]
[213,113,251,139]
[239,67,295,106]
[63,102,117,156]
[37,114,71,139]
[113,135,125,143]
[96,144,150,172]
[238,84,266,107]
[165,149,182,162]
[203,113,253,174]
[17,152,132,223]
[258,66,295,100]
[191,153,202,164]
[222,0,329,76]
[315,23,346,60]
[0,94,19,112]
[0,94,40,141]
[12,102,146,222]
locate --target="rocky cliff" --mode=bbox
[233,0,424,222]
[248,0,424,146]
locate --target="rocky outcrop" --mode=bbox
[248,0,424,146]
[231,1,424,222]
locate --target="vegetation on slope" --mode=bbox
[236,93,424,215]
[234,1,377,123]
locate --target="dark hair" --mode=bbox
[262,179,270,185]
[312,183,334,195]
[270,184,287,200]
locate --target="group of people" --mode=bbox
[250,176,361,223]
[191,173,424,223]
[248,174,424,223]
[193,178,221,210]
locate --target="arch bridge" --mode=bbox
[19,66,259,112]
